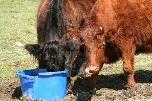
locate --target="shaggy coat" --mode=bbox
[25,0,96,72]
[81,0,152,89]
[37,0,97,44]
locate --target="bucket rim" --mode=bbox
[16,68,69,76]
[16,70,36,79]
[38,69,69,76]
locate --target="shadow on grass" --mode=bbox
[71,69,152,101]
[12,86,22,99]
[135,70,152,83]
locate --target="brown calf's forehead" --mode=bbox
[62,28,81,41]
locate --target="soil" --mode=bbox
[1,73,152,101]
[0,79,22,100]
[1,55,152,101]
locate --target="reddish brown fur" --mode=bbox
[37,0,96,44]
[63,0,96,30]
[81,0,152,89]
[36,0,97,69]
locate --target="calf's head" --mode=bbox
[25,39,82,72]
[81,26,105,74]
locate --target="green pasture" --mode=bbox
[0,0,38,99]
[0,0,38,78]
[1,0,152,100]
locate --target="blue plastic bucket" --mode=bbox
[16,68,68,101]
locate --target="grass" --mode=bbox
[1,0,152,100]
[0,0,39,100]
[0,0,38,85]
[102,53,152,75]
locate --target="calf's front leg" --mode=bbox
[120,42,136,87]
[89,73,99,90]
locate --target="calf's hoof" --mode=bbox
[126,81,137,88]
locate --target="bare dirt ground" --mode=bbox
[1,55,152,101]
[0,78,21,100]
[1,71,152,101]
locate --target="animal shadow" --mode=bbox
[71,69,152,101]
[12,69,152,101]
[12,86,22,99]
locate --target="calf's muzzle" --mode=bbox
[85,66,99,74]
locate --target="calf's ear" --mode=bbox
[24,44,42,56]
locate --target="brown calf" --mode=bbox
[81,0,152,89]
